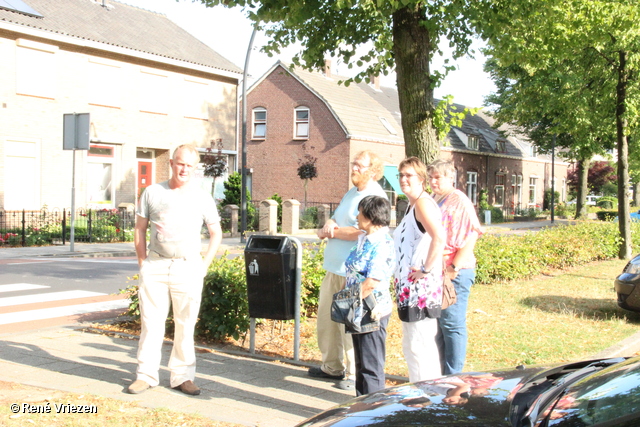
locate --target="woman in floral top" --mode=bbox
[343,195,395,396]
[393,157,446,383]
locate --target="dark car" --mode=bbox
[296,355,640,426]
[615,254,640,312]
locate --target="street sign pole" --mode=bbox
[63,113,90,252]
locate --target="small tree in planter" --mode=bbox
[297,153,318,208]
[202,140,227,198]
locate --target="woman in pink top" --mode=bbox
[427,159,483,375]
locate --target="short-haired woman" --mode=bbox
[342,195,395,396]
[394,157,446,383]
[427,159,482,375]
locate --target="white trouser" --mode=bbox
[402,317,442,383]
[136,252,204,388]
[316,272,355,378]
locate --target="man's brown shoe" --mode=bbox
[127,380,150,394]
[173,380,201,396]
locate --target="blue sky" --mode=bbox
[120,0,496,108]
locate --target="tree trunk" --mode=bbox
[392,5,439,165]
[616,50,632,259]
[633,181,640,207]
[575,158,590,219]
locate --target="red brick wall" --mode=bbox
[246,68,352,204]
[444,151,569,208]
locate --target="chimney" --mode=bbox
[369,74,381,90]
[324,60,332,78]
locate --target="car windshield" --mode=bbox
[538,357,640,426]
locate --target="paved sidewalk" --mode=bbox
[0,326,353,426]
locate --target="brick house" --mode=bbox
[0,0,242,211]
[244,61,569,213]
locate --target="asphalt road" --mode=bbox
[0,256,138,333]
[0,256,139,295]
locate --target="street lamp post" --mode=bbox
[240,23,258,243]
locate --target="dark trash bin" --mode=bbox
[244,235,297,320]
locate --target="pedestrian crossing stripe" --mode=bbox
[0,290,106,307]
[0,299,131,325]
[0,284,49,293]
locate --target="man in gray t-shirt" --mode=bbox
[127,144,222,397]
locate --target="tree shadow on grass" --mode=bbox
[520,295,640,324]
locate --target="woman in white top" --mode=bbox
[393,156,446,382]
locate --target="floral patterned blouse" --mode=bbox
[437,189,483,268]
[393,198,444,321]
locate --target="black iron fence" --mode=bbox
[0,208,135,247]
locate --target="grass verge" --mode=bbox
[0,381,243,426]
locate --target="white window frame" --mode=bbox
[4,138,40,210]
[517,174,523,207]
[379,117,398,135]
[87,144,116,208]
[139,68,169,115]
[495,173,505,206]
[88,57,121,108]
[15,39,58,99]
[529,176,538,205]
[294,106,310,139]
[468,135,479,150]
[183,76,210,120]
[466,171,478,205]
[252,107,266,139]
[496,139,506,153]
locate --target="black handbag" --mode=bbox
[331,286,378,333]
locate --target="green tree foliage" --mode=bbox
[478,0,640,258]
[222,172,257,229]
[200,0,480,164]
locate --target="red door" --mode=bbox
[138,161,153,197]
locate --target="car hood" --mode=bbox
[297,365,550,426]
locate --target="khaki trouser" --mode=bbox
[316,272,355,377]
[135,252,205,388]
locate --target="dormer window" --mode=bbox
[468,135,479,150]
[379,117,398,135]
[496,139,506,153]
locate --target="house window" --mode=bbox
[496,139,506,153]
[15,39,58,99]
[379,117,398,135]
[516,175,523,206]
[529,176,538,205]
[88,58,121,108]
[467,171,478,205]
[294,107,309,139]
[4,139,40,210]
[495,173,505,206]
[139,69,169,115]
[468,135,479,150]
[529,145,537,157]
[87,144,115,207]
[252,108,266,139]
[183,77,210,120]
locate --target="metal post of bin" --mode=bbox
[247,236,302,361]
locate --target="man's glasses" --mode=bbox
[351,162,370,171]
[397,173,417,179]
